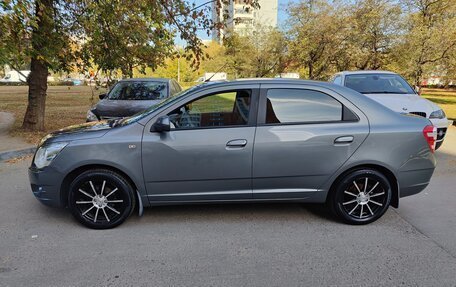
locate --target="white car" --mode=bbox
[330,70,449,149]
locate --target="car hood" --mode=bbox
[363,93,439,115]
[40,121,113,146]
[94,99,162,118]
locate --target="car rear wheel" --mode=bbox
[329,169,392,225]
[68,169,135,229]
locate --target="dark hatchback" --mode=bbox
[87,78,182,121]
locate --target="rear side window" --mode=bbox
[266,89,342,124]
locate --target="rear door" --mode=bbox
[252,84,369,200]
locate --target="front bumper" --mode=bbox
[429,118,449,141]
[29,166,65,207]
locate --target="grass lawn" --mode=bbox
[0,86,455,145]
[421,88,456,119]
[0,86,106,144]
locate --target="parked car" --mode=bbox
[330,71,449,149]
[62,78,83,86]
[29,79,437,229]
[0,70,30,83]
[86,78,182,121]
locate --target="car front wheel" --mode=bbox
[329,169,392,225]
[68,169,135,229]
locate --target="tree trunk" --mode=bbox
[22,0,53,131]
[308,62,313,80]
[22,59,48,131]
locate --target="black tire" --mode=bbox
[68,169,136,229]
[329,169,392,225]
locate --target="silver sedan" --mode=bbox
[29,79,437,229]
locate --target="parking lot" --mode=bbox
[0,127,455,286]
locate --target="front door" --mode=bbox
[252,84,369,200]
[142,85,259,202]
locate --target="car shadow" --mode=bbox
[132,201,335,225]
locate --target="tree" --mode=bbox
[347,0,403,70]
[0,0,253,131]
[1,0,76,130]
[394,0,456,86]
[287,0,405,80]
[287,0,348,80]
[224,27,288,78]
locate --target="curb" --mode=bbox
[0,147,36,161]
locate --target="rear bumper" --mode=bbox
[398,168,435,198]
[28,166,65,207]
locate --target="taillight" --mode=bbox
[423,125,437,153]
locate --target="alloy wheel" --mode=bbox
[340,177,388,220]
[73,179,126,223]
[330,169,392,225]
[68,169,135,229]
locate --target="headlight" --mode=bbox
[86,109,99,122]
[429,109,446,119]
[34,142,68,169]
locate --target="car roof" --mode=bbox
[119,78,171,83]
[335,70,398,76]
[192,78,336,89]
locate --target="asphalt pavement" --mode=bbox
[0,128,455,286]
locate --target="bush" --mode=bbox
[0,82,27,86]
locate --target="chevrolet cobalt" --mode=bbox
[29,79,437,229]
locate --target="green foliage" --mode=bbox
[287,0,456,84]
[70,0,177,77]
[136,29,289,81]
[224,27,288,78]
[0,0,76,73]
[392,0,456,85]
[288,0,404,80]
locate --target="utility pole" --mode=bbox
[176,45,181,83]
[178,55,181,83]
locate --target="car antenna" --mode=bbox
[204,63,228,82]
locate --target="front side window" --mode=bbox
[266,89,342,124]
[344,74,415,94]
[333,75,342,85]
[168,90,251,129]
[108,81,168,100]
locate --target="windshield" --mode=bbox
[108,81,168,100]
[117,85,200,126]
[345,74,415,94]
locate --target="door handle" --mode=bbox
[226,139,248,148]
[334,136,354,144]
